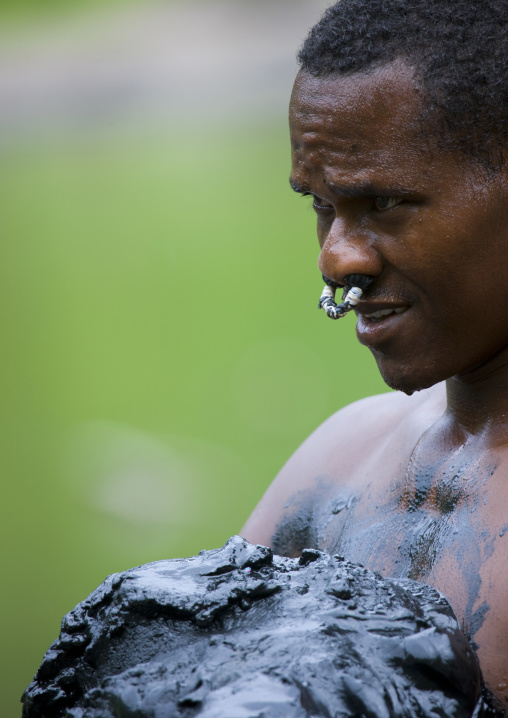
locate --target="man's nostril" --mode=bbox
[344,274,374,293]
[322,273,341,289]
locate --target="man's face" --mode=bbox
[289,62,508,394]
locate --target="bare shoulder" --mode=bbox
[241,383,445,549]
[316,383,443,437]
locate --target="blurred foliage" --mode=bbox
[0,0,130,21]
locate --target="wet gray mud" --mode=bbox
[23,536,492,718]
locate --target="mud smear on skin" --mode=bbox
[272,448,499,649]
[271,477,358,558]
[398,443,498,645]
[22,536,488,718]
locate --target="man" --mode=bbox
[242,0,508,707]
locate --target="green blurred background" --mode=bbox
[0,1,389,714]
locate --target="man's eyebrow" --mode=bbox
[289,177,414,198]
[327,181,413,198]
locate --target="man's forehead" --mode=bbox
[288,63,474,191]
[291,61,422,120]
[290,77,427,184]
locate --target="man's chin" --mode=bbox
[374,355,443,396]
[380,375,427,396]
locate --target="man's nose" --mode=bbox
[317,218,382,285]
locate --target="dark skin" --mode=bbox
[242,60,508,704]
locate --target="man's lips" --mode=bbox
[354,300,411,348]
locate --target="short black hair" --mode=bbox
[298,0,508,168]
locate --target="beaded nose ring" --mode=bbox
[318,274,373,320]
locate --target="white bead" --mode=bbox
[320,285,336,301]
[344,287,363,306]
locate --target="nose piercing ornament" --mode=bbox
[318,274,373,320]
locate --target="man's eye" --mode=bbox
[374,197,402,211]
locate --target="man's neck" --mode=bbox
[445,343,508,443]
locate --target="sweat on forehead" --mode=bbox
[289,64,440,190]
[290,62,425,147]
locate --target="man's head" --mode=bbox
[289,3,508,395]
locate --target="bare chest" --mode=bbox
[287,439,508,703]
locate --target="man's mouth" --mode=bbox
[363,307,408,321]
